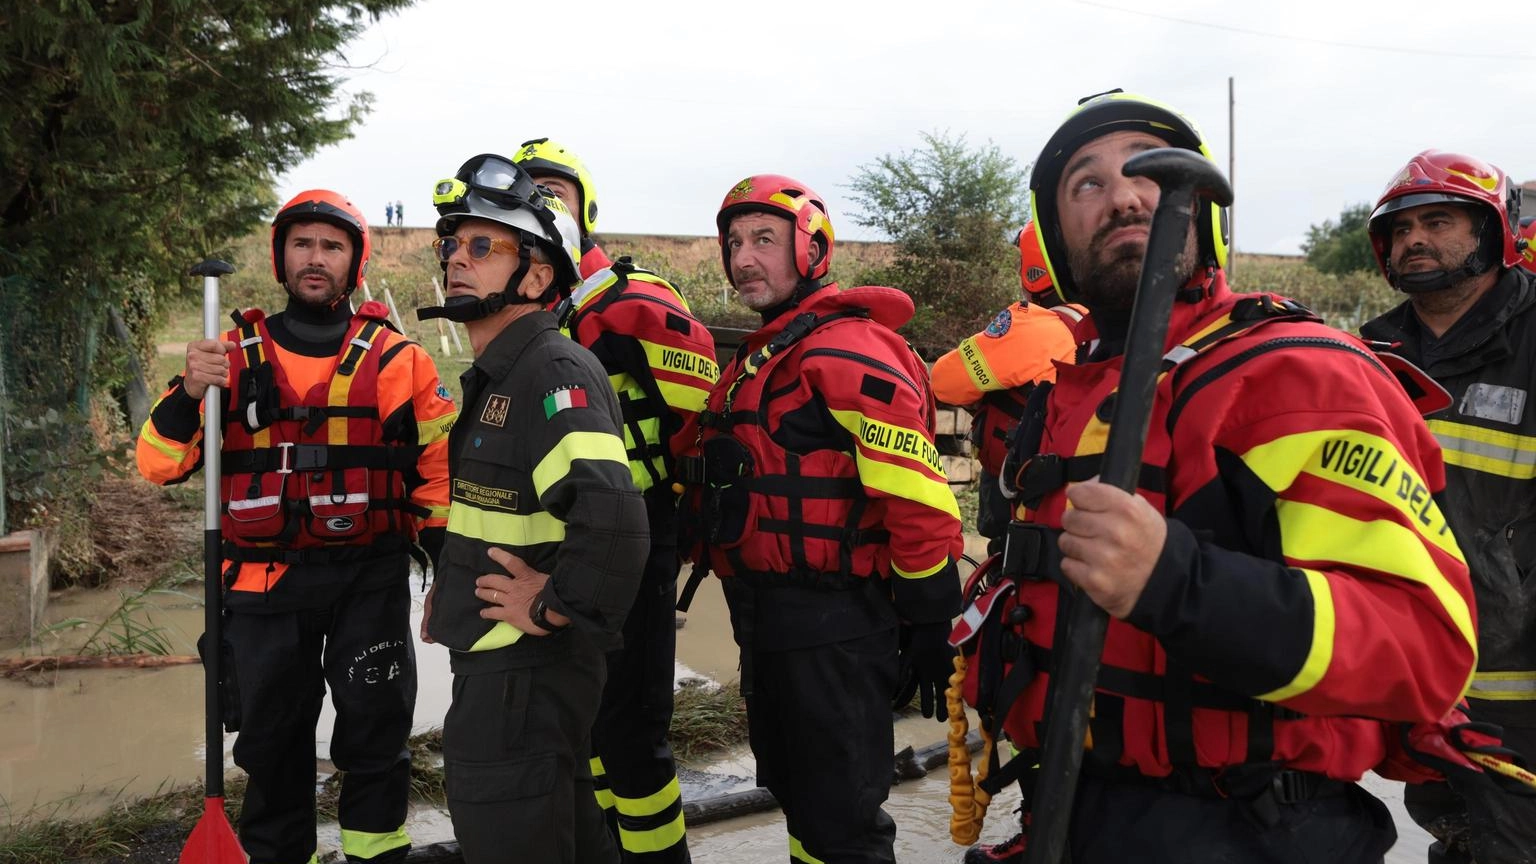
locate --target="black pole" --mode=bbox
[1023,149,1232,864]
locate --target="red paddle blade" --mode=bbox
[179,797,244,864]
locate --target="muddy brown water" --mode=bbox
[2,563,1433,862]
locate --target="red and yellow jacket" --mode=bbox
[976,271,1476,781]
[136,303,455,598]
[932,299,1082,475]
[560,243,718,500]
[675,284,963,625]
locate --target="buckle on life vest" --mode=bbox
[274,442,295,474]
[272,443,329,474]
[1000,522,1063,583]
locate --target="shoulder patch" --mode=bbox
[861,374,897,404]
[984,308,1012,338]
[436,383,454,402]
[542,384,588,419]
[480,393,510,427]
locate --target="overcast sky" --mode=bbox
[275,0,1536,256]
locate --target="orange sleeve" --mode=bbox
[932,303,1077,405]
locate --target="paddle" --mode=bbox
[180,259,244,864]
[1023,148,1234,864]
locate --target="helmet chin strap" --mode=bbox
[1389,213,1500,294]
[416,245,536,323]
[1390,251,1493,295]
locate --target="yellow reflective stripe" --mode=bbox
[829,409,961,520]
[656,377,714,415]
[417,410,457,445]
[339,825,411,860]
[789,834,828,864]
[447,503,566,546]
[613,775,682,817]
[1272,499,1477,663]
[613,776,687,853]
[892,558,949,580]
[531,430,629,498]
[640,339,719,392]
[1240,428,1461,559]
[1428,419,1536,479]
[424,503,450,520]
[957,336,998,392]
[1255,567,1335,702]
[590,755,607,775]
[1468,670,1536,701]
[139,420,191,460]
[470,620,524,650]
[620,811,686,854]
[327,362,351,446]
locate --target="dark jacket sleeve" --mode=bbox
[526,352,648,638]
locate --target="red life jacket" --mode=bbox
[681,288,930,583]
[959,293,1412,784]
[219,302,424,564]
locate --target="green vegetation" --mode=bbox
[1230,254,1399,333]
[670,680,749,763]
[1,0,416,581]
[36,569,198,656]
[1301,202,1378,277]
[848,132,1029,356]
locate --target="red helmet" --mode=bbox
[716,174,834,285]
[1368,151,1523,289]
[1016,222,1054,298]
[271,189,371,292]
[1520,217,1535,274]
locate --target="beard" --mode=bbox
[286,266,346,307]
[1069,213,1198,313]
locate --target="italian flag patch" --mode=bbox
[542,385,588,419]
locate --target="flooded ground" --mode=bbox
[2,551,1435,862]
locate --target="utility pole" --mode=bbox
[1228,76,1236,279]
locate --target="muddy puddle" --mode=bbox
[2,555,1434,863]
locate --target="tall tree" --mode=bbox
[1302,202,1377,276]
[0,0,412,538]
[847,131,1029,354]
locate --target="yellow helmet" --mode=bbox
[513,138,599,234]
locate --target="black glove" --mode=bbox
[893,620,955,721]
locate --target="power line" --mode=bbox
[1074,0,1536,61]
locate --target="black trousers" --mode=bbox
[226,579,416,864]
[590,544,689,862]
[1062,771,1397,864]
[1404,713,1536,864]
[443,634,616,864]
[744,629,899,864]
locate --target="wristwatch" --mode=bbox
[529,595,569,634]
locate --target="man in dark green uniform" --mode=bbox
[418,153,647,864]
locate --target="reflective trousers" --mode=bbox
[591,544,690,862]
[444,633,616,864]
[226,579,416,864]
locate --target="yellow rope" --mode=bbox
[947,652,993,844]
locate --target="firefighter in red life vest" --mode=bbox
[1361,151,1536,864]
[513,137,716,863]
[674,174,964,864]
[136,190,456,864]
[931,222,1083,554]
[957,91,1477,864]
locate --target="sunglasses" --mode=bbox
[432,234,519,262]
